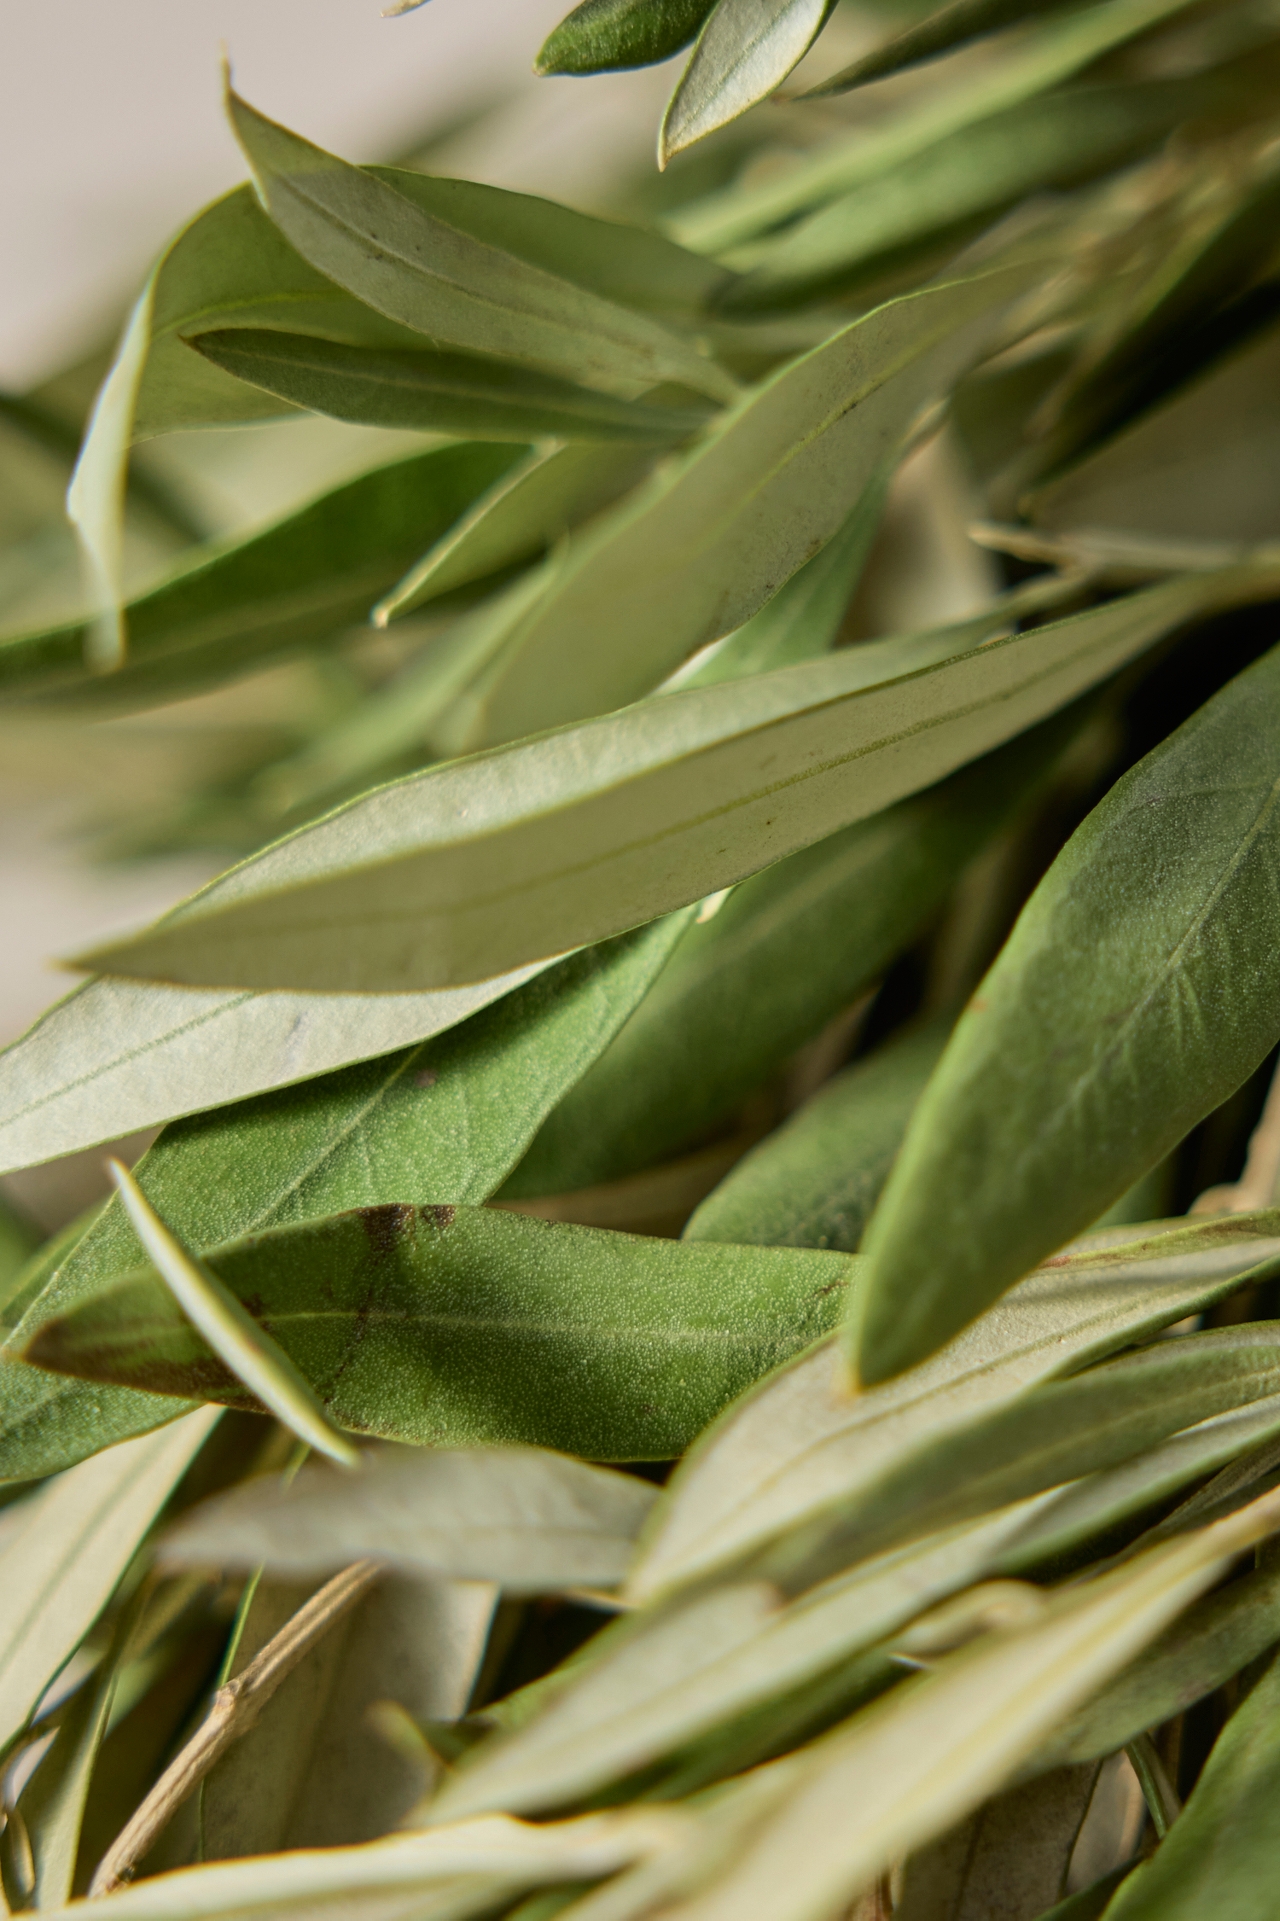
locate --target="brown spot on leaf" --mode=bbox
[420,1204,456,1230]
[413,1068,438,1089]
[358,1203,415,1259]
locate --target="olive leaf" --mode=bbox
[506,720,1063,1197]
[809,0,1068,95]
[443,263,1036,748]
[0,1410,219,1757]
[189,330,717,444]
[670,0,1205,251]
[72,565,1280,994]
[635,1487,1280,1921]
[226,88,737,406]
[161,1446,657,1591]
[0,962,547,1179]
[0,920,688,1483]
[537,0,719,74]
[660,0,836,167]
[373,444,656,622]
[850,633,1280,1385]
[20,1206,853,1461]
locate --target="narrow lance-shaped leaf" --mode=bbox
[227,86,737,406]
[0,962,549,1179]
[537,0,719,74]
[3,441,521,705]
[71,564,1280,995]
[763,1324,1280,1591]
[851,633,1280,1387]
[0,917,690,1483]
[628,1214,1280,1601]
[660,0,836,167]
[107,1159,360,1467]
[1034,1550,1280,1776]
[189,330,716,444]
[161,1445,657,1591]
[20,1205,855,1462]
[447,264,1035,748]
[0,1410,219,1757]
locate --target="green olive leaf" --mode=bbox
[20,1206,854,1462]
[189,331,717,445]
[537,0,719,75]
[851,634,1280,1386]
[0,1409,219,1757]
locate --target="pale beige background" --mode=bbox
[0,0,674,1062]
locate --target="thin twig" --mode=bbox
[87,1560,380,1897]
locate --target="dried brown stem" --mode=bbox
[87,1560,380,1898]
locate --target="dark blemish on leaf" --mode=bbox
[358,1203,415,1259]
[241,1292,269,1320]
[812,1279,846,1300]
[420,1204,456,1230]
[414,1068,438,1089]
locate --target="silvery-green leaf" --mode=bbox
[56,1808,686,1921]
[628,1214,1280,1601]
[162,1445,656,1591]
[190,330,717,444]
[537,0,719,74]
[0,1409,219,1757]
[998,1396,1280,1577]
[670,0,1205,253]
[660,0,835,166]
[20,1207,853,1462]
[645,1487,1280,1921]
[72,565,1277,997]
[685,1018,949,1250]
[446,264,1035,748]
[227,88,736,406]
[0,963,546,1179]
[852,635,1280,1384]
[763,1325,1280,1590]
